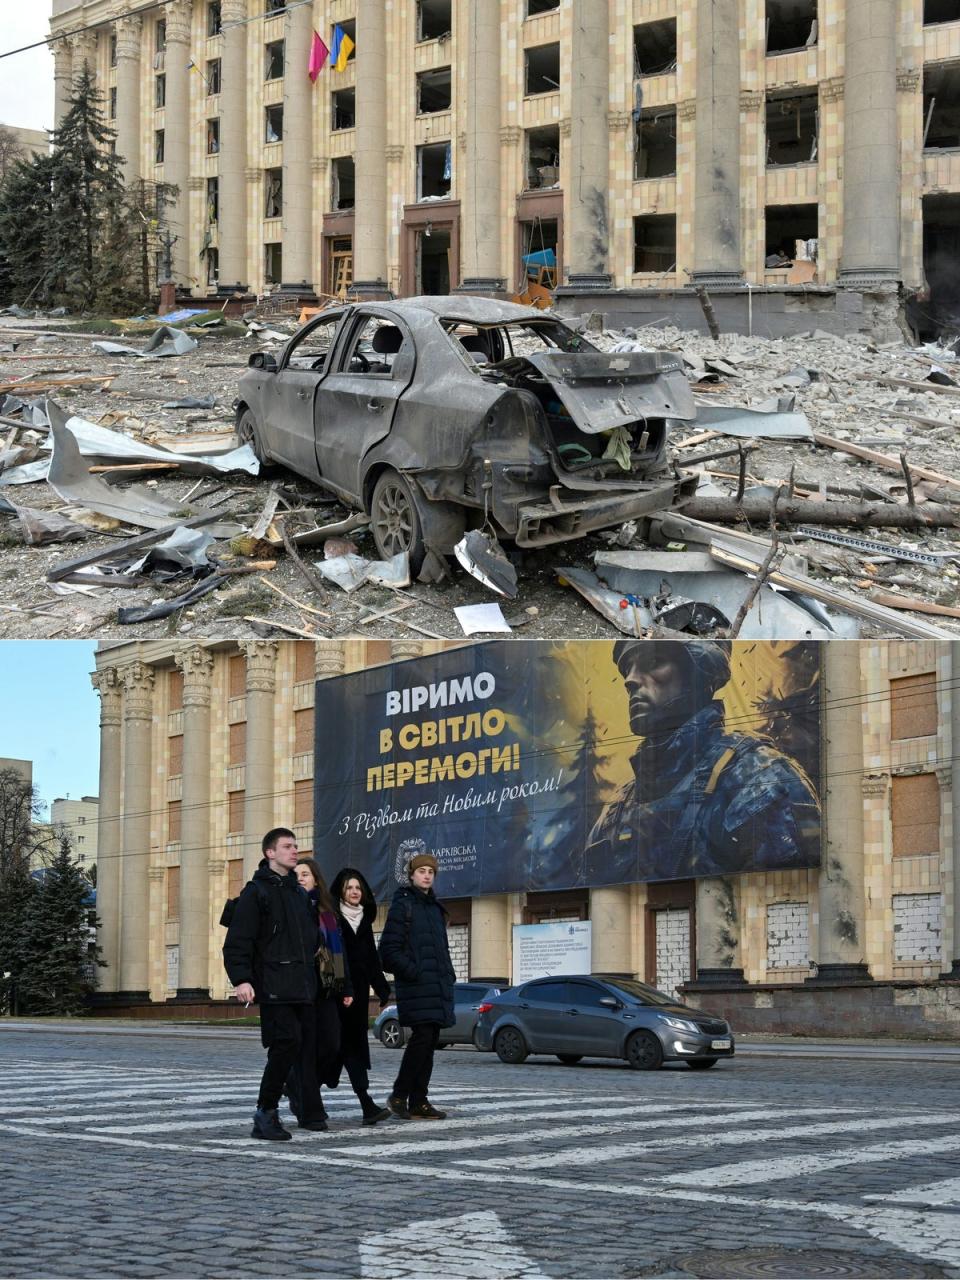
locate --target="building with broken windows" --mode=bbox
[44,1,960,336]
[90,639,960,1036]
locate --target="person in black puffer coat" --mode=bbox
[378,851,456,1121]
[330,867,392,1126]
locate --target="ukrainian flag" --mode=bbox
[330,24,355,73]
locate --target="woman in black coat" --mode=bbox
[378,851,456,1121]
[330,867,392,1125]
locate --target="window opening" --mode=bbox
[417,141,452,199]
[527,0,559,12]
[264,242,283,285]
[206,118,220,154]
[264,167,283,218]
[633,213,677,273]
[417,0,452,42]
[634,108,677,179]
[924,1,960,23]
[208,2,223,36]
[525,42,561,94]
[525,124,560,189]
[265,104,284,143]
[155,129,165,164]
[207,58,222,95]
[155,74,166,108]
[923,65,960,150]
[332,156,355,210]
[765,90,818,166]
[265,39,285,80]
[332,87,355,130]
[764,203,818,267]
[765,0,818,55]
[207,176,219,223]
[633,19,677,77]
[417,66,452,114]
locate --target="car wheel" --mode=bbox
[494,1026,528,1065]
[557,1055,583,1065]
[625,1030,664,1071]
[686,1057,719,1069]
[237,408,268,465]
[379,1018,402,1049]
[371,470,426,573]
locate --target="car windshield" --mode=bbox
[605,978,682,1006]
[441,318,597,367]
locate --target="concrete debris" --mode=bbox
[13,504,89,546]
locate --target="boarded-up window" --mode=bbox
[228,654,246,699]
[228,789,245,833]
[890,673,937,740]
[169,669,183,711]
[168,734,183,777]
[228,858,244,898]
[229,721,247,765]
[294,778,313,825]
[167,800,181,844]
[294,641,315,683]
[166,865,180,919]
[892,773,940,856]
[294,708,314,755]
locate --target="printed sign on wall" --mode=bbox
[512,921,593,985]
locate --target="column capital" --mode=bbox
[240,641,279,692]
[861,772,889,797]
[122,662,156,719]
[391,641,424,661]
[739,90,764,113]
[315,645,346,679]
[92,666,123,726]
[821,76,844,103]
[115,15,142,59]
[208,859,228,874]
[558,117,572,139]
[220,0,248,22]
[607,110,632,131]
[175,646,214,707]
[498,126,521,145]
[187,175,207,191]
[385,144,405,161]
[312,156,329,173]
[935,766,952,788]
[165,0,193,44]
[245,167,263,184]
[147,865,166,883]
[897,68,921,93]
[677,98,696,121]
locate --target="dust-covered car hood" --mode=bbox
[521,350,696,433]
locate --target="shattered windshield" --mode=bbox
[441,318,597,368]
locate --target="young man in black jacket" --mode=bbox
[223,827,326,1141]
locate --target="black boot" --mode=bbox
[251,1108,292,1141]
[297,1116,328,1132]
[360,1093,392,1126]
[387,1094,411,1120]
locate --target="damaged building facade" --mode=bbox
[45,0,960,337]
[91,638,960,1037]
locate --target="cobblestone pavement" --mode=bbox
[1,1027,958,1279]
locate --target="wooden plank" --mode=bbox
[258,575,332,620]
[0,374,117,395]
[357,600,415,626]
[873,374,960,398]
[243,615,318,639]
[813,431,960,494]
[868,591,960,620]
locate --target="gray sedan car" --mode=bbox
[473,975,734,1070]
[374,982,501,1049]
[235,296,697,571]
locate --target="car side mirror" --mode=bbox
[599,996,620,1009]
[248,351,278,372]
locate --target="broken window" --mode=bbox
[417,66,452,114]
[525,125,560,189]
[332,156,355,210]
[265,39,285,80]
[264,242,282,285]
[633,214,677,273]
[765,90,818,166]
[109,87,117,119]
[155,130,165,164]
[634,108,677,179]
[208,1,222,36]
[525,42,561,94]
[633,19,677,77]
[156,20,166,53]
[264,167,283,218]
[206,246,219,287]
[923,66,960,150]
[206,118,220,154]
[764,203,818,264]
[527,0,559,12]
[266,0,287,12]
[332,87,355,130]
[765,0,818,55]
[341,315,412,376]
[265,104,284,143]
[207,176,219,223]
[109,33,117,67]
[924,0,960,23]
[207,58,221,95]
[417,0,451,42]
[417,141,452,200]
[155,74,166,109]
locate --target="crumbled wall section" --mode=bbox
[893,892,943,966]
[655,908,690,998]
[766,901,810,969]
[447,923,469,982]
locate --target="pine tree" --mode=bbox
[0,154,56,307]
[0,863,38,1015]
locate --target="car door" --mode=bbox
[443,983,487,1042]
[516,980,578,1054]
[561,980,625,1058]
[314,310,416,499]
[260,310,345,480]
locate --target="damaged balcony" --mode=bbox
[416,0,451,43]
[525,43,561,96]
[416,66,452,115]
[633,213,677,276]
[417,142,451,201]
[633,19,677,77]
[766,90,818,167]
[332,156,355,211]
[765,0,818,54]
[634,109,677,180]
[525,125,560,191]
[332,87,355,131]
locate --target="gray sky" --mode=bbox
[0,3,55,133]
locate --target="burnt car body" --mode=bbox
[236,296,697,567]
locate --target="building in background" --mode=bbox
[0,757,32,784]
[45,1,960,338]
[50,795,100,881]
[90,639,960,1037]
[0,126,50,177]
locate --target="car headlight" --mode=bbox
[661,1016,700,1033]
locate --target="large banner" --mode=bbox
[313,641,822,901]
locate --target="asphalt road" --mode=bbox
[1,1025,958,1279]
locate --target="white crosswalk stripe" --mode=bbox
[864,1175,960,1207]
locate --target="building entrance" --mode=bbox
[416,227,451,294]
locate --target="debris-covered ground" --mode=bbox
[3,308,960,641]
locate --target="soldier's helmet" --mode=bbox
[613,640,731,696]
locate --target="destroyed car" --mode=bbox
[236,296,698,570]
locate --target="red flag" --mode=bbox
[308,30,329,81]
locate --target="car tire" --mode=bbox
[494,1026,528,1065]
[379,1018,403,1049]
[237,408,268,465]
[557,1055,583,1065]
[686,1057,719,1069]
[625,1030,664,1071]
[370,469,426,574]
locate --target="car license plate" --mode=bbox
[711,1038,731,1050]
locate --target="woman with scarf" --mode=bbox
[330,867,392,1125]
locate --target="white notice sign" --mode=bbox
[512,921,592,985]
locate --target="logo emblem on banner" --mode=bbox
[395,836,427,884]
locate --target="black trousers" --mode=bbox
[286,995,342,1116]
[392,1022,441,1107]
[258,1003,324,1121]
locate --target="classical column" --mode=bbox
[563,0,611,289]
[589,887,632,977]
[470,897,510,984]
[391,641,424,662]
[120,663,155,998]
[691,0,743,288]
[114,15,142,181]
[92,667,123,993]
[807,643,872,983]
[174,647,214,999]
[281,2,314,289]
[839,0,900,287]
[948,642,960,978]
[351,0,389,297]
[241,642,279,877]
[218,0,249,291]
[695,877,746,984]
[456,0,502,294]
[52,40,73,129]
[315,644,347,682]
[163,0,193,286]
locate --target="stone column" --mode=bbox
[695,877,746,984]
[114,15,142,181]
[562,0,611,289]
[241,642,278,877]
[807,643,872,983]
[163,0,194,286]
[839,0,900,287]
[218,0,249,291]
[174,647,214,999]
[91,667,123,993]
[470,897,510,984]
[281,2,315,290]
[120,663,155,998]
[948,643,960,978]
[691,0,743,287]
[589,887,633,977]
[52,40,73,130]
[351,0,389,297]
[456,0,502,294]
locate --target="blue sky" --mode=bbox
[0,641,100,815]
[0,5,54,133]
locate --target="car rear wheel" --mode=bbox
[494,1026,528,1065]
[379,1018,402,1049]
[686,1057,719,1069]
[237,409,268,465]
[625,1030,664,1071]
[557,1055,582,1065]
[371,469,426,573]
